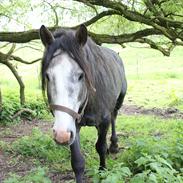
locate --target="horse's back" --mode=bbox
[84,39,127,110]
[94,43,127,95]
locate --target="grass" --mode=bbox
[1,115,183,182]
[1,44,183,110]
[119,45,183,110]
[4,167,52,183]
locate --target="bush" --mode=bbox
[90,164,132,183]
[132,154,183,183]
[0,91,50,125]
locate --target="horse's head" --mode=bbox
[39,25,92,145]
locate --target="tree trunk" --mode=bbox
[0,86,2,112]
[4,61,25,105]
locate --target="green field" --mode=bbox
[0,45,183,182]
[1,44,183,110]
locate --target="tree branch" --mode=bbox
[12,108,34,119]
[0,43,10,49]
[74,10,121,28]
[43,0,59,26]
[0,9,120,43]
[0,0,182,55]
[135,38,171,56]
[14,45,43,52]
[0,25,161,44]
[73,0,183,41]
[0,86,2,112]
[9,56,41,64]
[7,43,16,57]
[89,28,161,45]
[3,61,25,105]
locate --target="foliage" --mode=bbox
[1,115,183,182]
[168,89,183,107]
[90,154,183,183]
[4,167,51,183]
[169,123,183,170]
[133,154,183,183]
[117,116,183,171]
[0,91,50,125]
[90,164,132,183]
[0,0,32,30]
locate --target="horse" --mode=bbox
[39,24,127,183]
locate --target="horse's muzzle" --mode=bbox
[53,129,72,145]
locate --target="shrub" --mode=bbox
[132,154,183,183]
[0,91,50,125]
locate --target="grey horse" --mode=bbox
[39,24,127,183]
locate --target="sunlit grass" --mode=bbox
[1,44,183,111]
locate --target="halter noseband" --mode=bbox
[50,95,88,123]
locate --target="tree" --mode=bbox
[1,0,183,54]
[0,0,183,104]
[0,86,2,112]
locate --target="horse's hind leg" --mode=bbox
[95,116,110,170]
[109,92,125,153]
[109,109,119,153]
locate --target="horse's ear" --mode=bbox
[75,24,87,46]
[39,25,55,47]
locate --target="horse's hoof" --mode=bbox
[109,145,119,154]
[99,166,106,171]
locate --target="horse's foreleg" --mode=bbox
[70,132,85,183]
[95,116,110,170]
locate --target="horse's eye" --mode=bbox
[78,73,84,81]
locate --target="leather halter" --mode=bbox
[50,95,88,123]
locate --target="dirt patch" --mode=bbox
[0,151,80,183]
[0,119,52,143]
[119,104,183,119]
[49,171,92,183]
[0,120,52,182]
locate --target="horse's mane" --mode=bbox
[41,29,93,93]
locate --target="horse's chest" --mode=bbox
[80,113,96,126]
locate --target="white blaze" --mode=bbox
[47,51,83,145]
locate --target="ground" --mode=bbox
[120,104,183,119]
[0,45,183,182]
[0,105,183,183]
[0,120,78,183]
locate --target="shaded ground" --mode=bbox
[120,104,183,119]
[0,105,183,182]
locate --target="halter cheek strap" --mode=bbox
[50,96,88,123]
